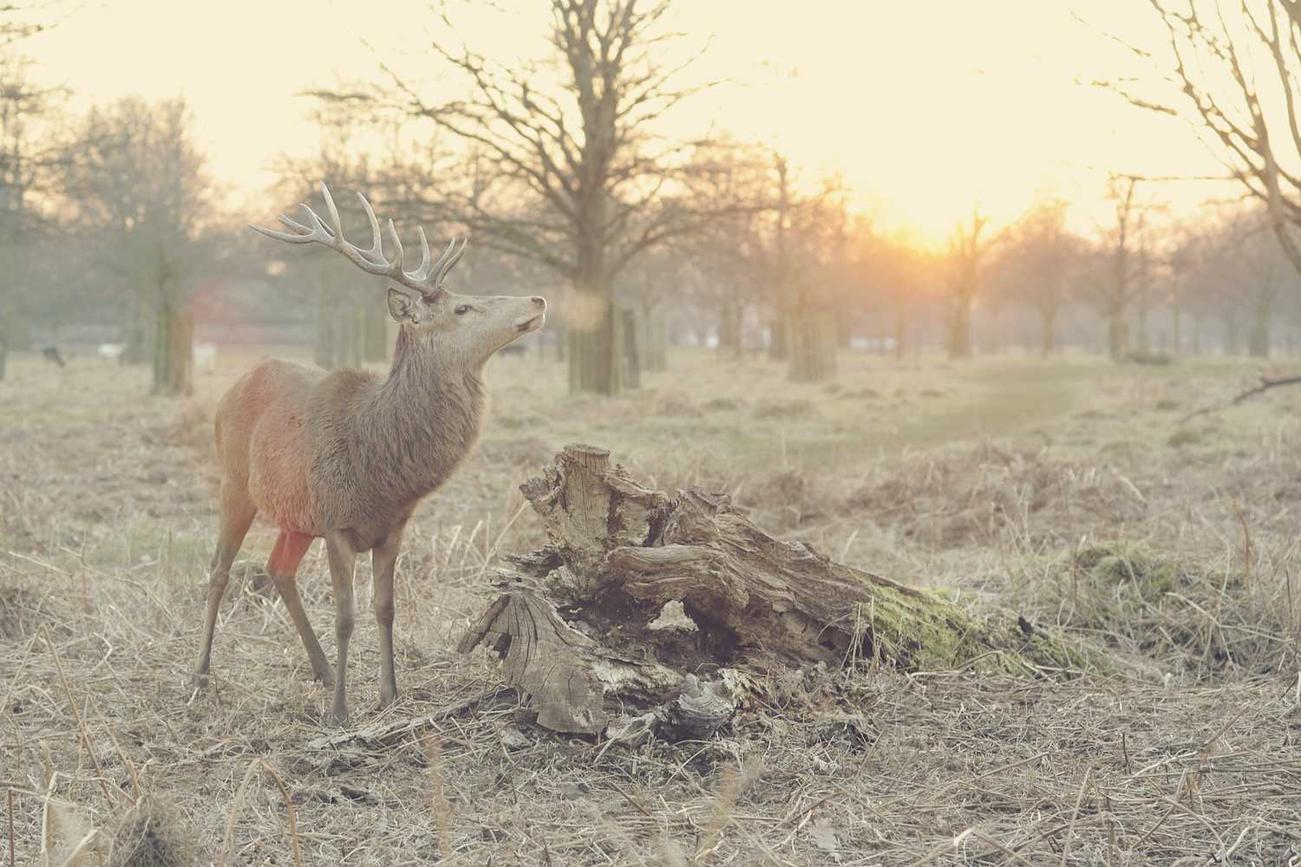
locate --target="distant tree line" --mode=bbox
[6,0,1301,396]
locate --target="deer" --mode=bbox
[191,183,546,726]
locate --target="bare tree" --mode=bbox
[943,209,988,360]
[1082,176,1154,360]
[359,0,713,395]
[1121,1,1301,275]
[62,97,213,395]
[993,200,1086,357]
[1190,207,1298,356]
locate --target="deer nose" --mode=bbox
[530,296,546,308]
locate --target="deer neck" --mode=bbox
[367,327,485,499]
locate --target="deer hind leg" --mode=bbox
[192,484,256,689]
[371,526,406,709]
[267,529,333,687]
[325,532,358,727]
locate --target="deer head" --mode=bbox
[252,183,546,368]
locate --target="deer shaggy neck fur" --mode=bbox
[228,325,484,550]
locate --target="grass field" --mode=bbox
[2,346,1300,865]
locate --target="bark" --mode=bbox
[788,310,837,382]
[622,307,641,389]
[567,276,622,395]
[639,304,667,372]
[153,309,193,396]
[460,445,1104,739]
[718,298,743,359]
[1107,312,1128,361]
[1039,307,1057,357]
[947,299,973,360]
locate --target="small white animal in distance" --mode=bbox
[194,343,217,373]
[98,343,126,362]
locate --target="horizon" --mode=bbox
[22,0,1232,245]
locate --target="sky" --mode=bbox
[22,0,1233,245]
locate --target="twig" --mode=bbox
[222,759,302,867]
[1180,374,1301,423]
[307,686,514,750]
[1060,767,1095,867]
[43,630,114,806]
[6,787,14,867]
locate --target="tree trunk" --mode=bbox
[640,304,667,372]
[622,307,641,390]
[946,296,973,360]
[1039,306,1057,357]
[718,298,743,359]
[788,310,837,382]
[316,291,365,371]
[1107,311,1128,361]
[567,285,622,395]
[153,309,193,396]
[459,445,1104,738]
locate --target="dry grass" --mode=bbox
[2,348,1299,865]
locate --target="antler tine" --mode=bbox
[355,192,385,263]
[385,219,406,276]
[320,179,346,236]
[409,226,433,282]
[431,237,468,286]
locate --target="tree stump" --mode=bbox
[460,445,1102,738]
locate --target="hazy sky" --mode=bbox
[25,0,1230,244]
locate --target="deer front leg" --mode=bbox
[325,532,358,727]
[371,526,406,708]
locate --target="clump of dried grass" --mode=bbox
[844,445,1144,547]
[734,468,826,531]
[107,796,193,867]
[1017,541,1300,679]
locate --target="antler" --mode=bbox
[250,182,467,298]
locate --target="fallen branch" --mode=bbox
[308,687,515,750]
[1180,374,1301,423]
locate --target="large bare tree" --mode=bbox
[367,0,712,395]
[1123,1,1301,275]
[943,210,988,360]
[62,97,213,395]
[993,200,1086,357]
[0,55,64,378]
[1082,176,1154,360]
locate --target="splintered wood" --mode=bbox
[460,444,1097,739]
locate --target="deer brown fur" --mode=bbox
[191,184,545,725]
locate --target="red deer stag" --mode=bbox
[192,183,546,725]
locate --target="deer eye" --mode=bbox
[454,304,471,315]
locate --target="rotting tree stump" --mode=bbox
[459,444,1100,740]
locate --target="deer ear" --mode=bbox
[387,287,418,324]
